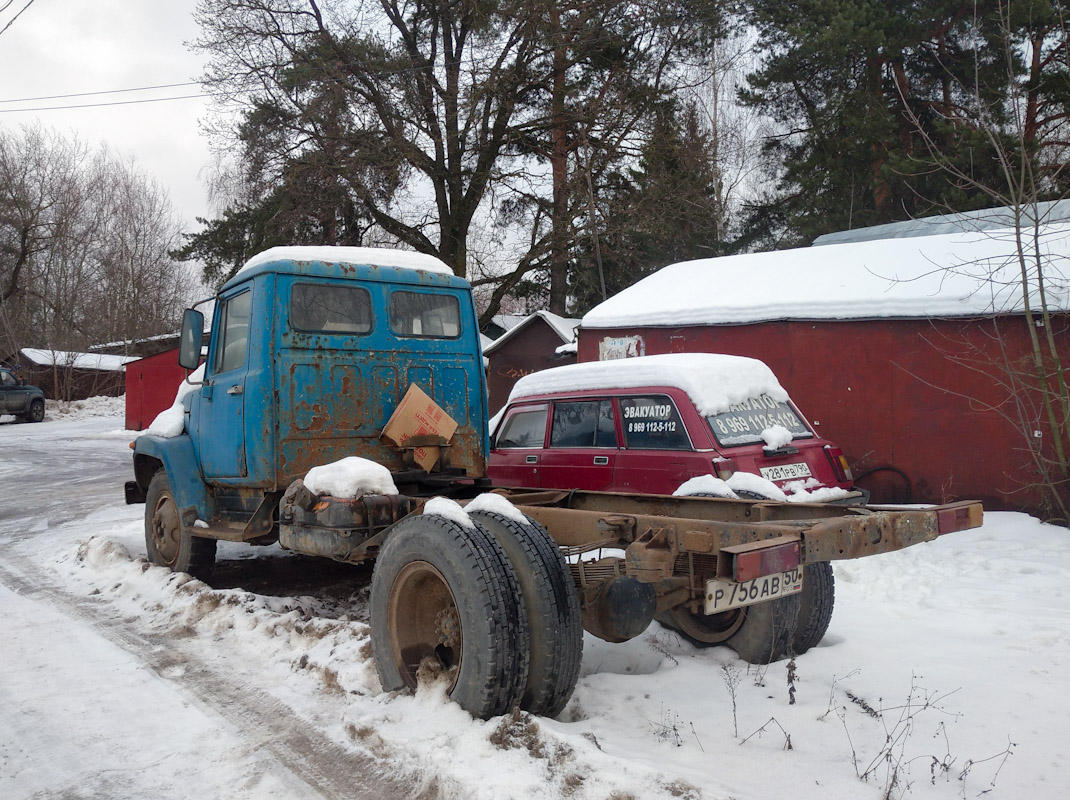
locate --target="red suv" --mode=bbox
[488,353,861,502]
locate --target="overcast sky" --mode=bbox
[0,1,214,227]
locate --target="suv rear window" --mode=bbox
[550,400,617,448]
[495,405,547,448]
[706,394,813,446]
[390,291,460,338]
[619,396,690,450]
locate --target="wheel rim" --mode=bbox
[668,605,746,644]
[30,402,43,422]
[386,561,462,692]
[150,492,182,567]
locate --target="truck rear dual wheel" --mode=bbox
[794,561,835,654]
[144,471,217,581]
[370,515,529,719]
[658,593,801,664]
[469,511,583,718]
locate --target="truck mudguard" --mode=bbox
[134,434,214,525]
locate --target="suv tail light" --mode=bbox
[713,457,734,480]
[824,445,854,482]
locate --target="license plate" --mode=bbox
[705,568,803,614]
[759,462,812,481]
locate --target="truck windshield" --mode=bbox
[706,394,813,446]
[389,291,460,338]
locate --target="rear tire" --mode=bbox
[370,515,529,719]
[144,471,216,580]
[793,562,835,654]
[658,593,801,664]
[469,510,582,718]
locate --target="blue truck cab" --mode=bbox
[126,246,491,554]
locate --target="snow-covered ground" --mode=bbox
[1,408,1068,799]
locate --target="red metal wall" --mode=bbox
[578,317,1069,514]
[124,349,189,431]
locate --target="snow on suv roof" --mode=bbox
[507,353,789,417]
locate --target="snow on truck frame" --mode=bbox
[125,246,983,720]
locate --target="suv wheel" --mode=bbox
[25,399,45,423]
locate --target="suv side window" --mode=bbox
[619,395,691,450]
[217,290,252,373]
[495,405,547,448]
[550,400,617,448]
[1,370,15,387]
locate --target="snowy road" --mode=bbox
[2,410,1069,800]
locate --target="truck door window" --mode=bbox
[217,290,251,373]
[495,405,547,448]
[550,400,617,448]
[390,291,460,338]
[619,395,692,450]
[291,283,372,334]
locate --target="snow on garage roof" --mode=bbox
[506,353,789,416]
[20,348,136,372]
[581,223,1070,328]
[237,246,454,278]
[483,310,579,355]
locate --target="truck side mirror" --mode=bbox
[179,309,205,370]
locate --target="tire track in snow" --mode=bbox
[0,558,439,800]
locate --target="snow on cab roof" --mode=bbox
[237,246,454,278]
[507,353,789,417]
[581,223,1070,328]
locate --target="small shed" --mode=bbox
[577,224,1070,515]
[11,348,136,401]
[125,348,190,431]
[485,311,579,414]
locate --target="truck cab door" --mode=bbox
[198,288,251,479]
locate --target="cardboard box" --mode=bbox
[381,384,458,471]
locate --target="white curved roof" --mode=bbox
[581,224,1070,328]
[237,246,454,277]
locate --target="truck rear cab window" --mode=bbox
[619,395,691,450]
[291,283,372,334]
[390,291,460,338]
[706,394,813,446]
[550,400,617,448]
[495,405,548,448]
[217,290,251,373]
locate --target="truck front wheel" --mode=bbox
[370,515,528,719]
[144,471,216,580]
[658,593,801,664]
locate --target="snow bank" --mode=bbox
[507,353,789,417]
[236,246,453,280]
[581,222,1070,327]
[46,395,125,420]
[303,456,399,497]
[146,364,204,437]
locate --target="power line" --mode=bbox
[0,81,202,105]
[0,0,37,39]
[0,93,208,114]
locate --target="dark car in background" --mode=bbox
[0,366,45,422]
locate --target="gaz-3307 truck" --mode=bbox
[125,247,982,720]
